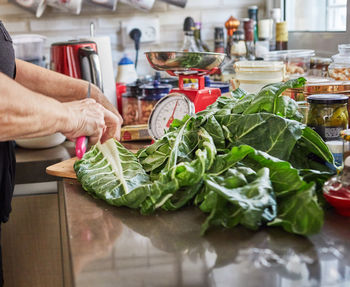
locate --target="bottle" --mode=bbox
[270,8,281,51]
[225,16,240,58]
[256,19,272,58]
[243,19,256,60]
[194,22,210,52]
[248,5,259,42]
[214,27,225,53]
[221,28,246,81]
[182,17,199,52]
[275,21,288,50]
[116,55,138,84]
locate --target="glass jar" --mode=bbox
[122,82,143,126]
[139,81,171,124]
[306,94,349,142]
[329,44,350,81]
[234,60,284,94]
[309,57,331,77]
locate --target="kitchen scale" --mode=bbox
[145,51,226,139]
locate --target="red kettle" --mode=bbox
[50,40,103,90]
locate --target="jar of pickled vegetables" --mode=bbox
[307,94,349,141]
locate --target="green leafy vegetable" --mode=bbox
[75,77,335,237]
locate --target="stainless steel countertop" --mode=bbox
[61,179,350,287]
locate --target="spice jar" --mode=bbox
[139,80,171,124]
[122,81,143,126]
[306,94,349,142]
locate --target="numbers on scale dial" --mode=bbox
[150,94,193,139]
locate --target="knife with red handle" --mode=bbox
[75,82,91,159]
[76,136,89,159]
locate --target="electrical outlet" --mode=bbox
[121,17,160,47]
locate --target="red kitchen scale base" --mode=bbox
[169,73,221,113]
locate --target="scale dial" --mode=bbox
[148,93,195,140]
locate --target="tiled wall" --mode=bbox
[1,0,265,76]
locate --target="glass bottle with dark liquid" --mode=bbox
[275,21,288,50]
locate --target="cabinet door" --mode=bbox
[1,194,64,287]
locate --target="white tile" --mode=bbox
[201,8,247,25]
[2,20,28,33]
[98,17,121,30]
[158,10,201,26]
[167,0,222,10]
[222,0,264,8]
[0,3,34,16]
[30,17,99,32]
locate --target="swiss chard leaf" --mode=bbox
[202,168,276,234]
[74,139,151,208]
[220,113,303,161]
[268,182,324,235]
[243,77,306,116]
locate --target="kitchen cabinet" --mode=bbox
[1,193,64,287]
[0,142,74,287]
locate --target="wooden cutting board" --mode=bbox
[46,157,78,179]
[46,149,139,179]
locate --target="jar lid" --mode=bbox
[124,81,143,97]
[141,80,171,100]
[307,94,348,104]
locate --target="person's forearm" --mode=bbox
[14,59,120,117]
[0,72,71,141]
[15,59,89,102]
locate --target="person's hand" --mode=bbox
[91,84,123,125]
[62,98,122,144]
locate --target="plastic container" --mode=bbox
[12,34,46,66]
[329,44,350,81]
[122,82,143,126]
[263,49,315,78]
[306,94,349,142]
[234,61,285,94]
[139,81,171,124]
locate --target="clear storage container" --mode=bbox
[122,82,143,126]
[329,44,350,81]
[234,61,285,94]
[263,49,315,78]
[139,81,171,124]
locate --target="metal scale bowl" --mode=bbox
[145,51,226,140]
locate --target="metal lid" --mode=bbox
[307,94,348,104]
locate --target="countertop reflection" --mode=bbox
[62,179,350,287]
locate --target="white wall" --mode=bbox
[0,0,265,76]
